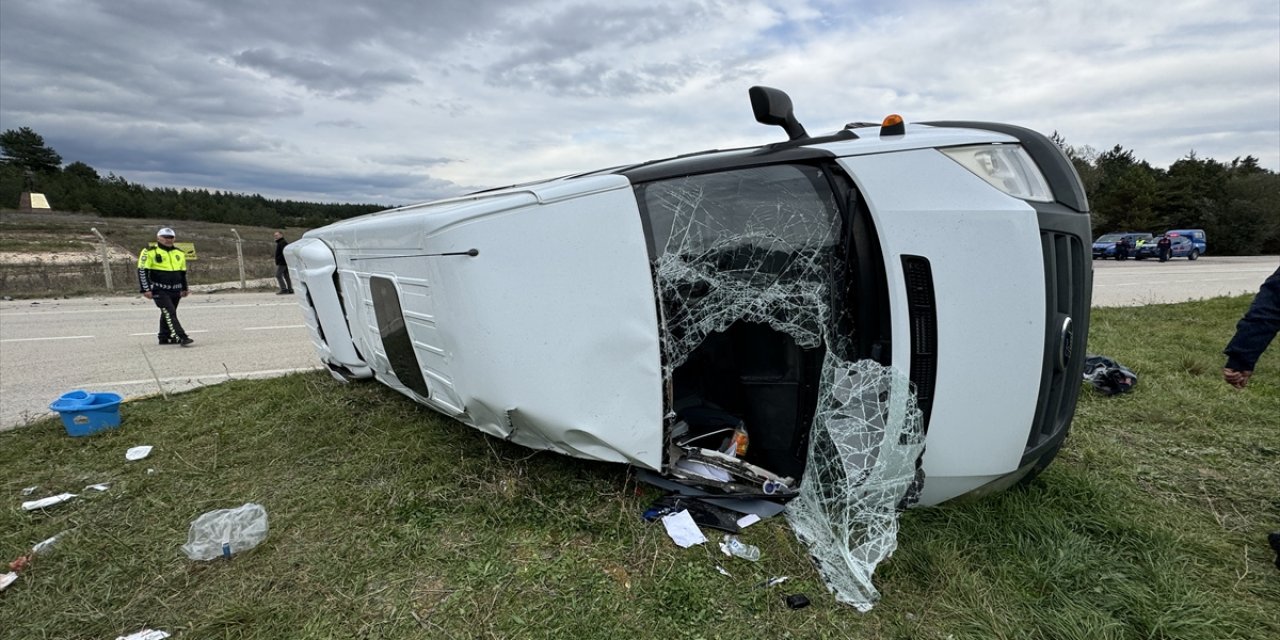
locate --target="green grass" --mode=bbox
[2,297,1278,639]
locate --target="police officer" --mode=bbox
[1157,235,1173,262]
[138,227,194,346]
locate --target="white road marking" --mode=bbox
[0,335,96,343]
[128,330,211,336]
[0,302,299,317]
[243,324,306,331]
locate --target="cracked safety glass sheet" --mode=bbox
[785,357,925,611]
[640,164,925,610]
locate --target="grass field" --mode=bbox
[0,210,313,297]
[1,297,1278,639]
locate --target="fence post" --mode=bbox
[89,227,113,292]
[230,229,246,290]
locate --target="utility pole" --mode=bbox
[89,227,113,291]
[230,229,246,290]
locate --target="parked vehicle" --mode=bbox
[286,87,1092,507]
[1093,232,1153,259]
[1136,235,1198,260]
[1164,229,1206,256]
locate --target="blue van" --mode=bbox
[1164,229,1206,256]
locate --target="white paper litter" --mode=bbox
[22,493,77,511]
[736,513,761,529]
[125,445,153,461]
[0,572,17,591]
[85,483,110,491]
[21,486,37,495]
[660,509,707,548]
[114,630,170,640]
[715,565,732,577]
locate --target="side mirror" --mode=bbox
[749,86,808,141]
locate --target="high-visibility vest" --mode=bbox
[138,244,187,272]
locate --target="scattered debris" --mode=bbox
[8,554,31,572]
[125,445,153,461]
[1082,355,1138,395]
[0,572,16,591]
[32,533,63,555]
[84,483,110,492]
[715,565,732,577]
[114,630,170,640]
[20,486,37,496]
[182,503,269,561]
[756,576,789,589]
[659,510,707,549]
[785,594,811,610]
[22,493,77,511]
[146,468,156,475]
[719,535,761,561]
[644,495,742,533]
[1269,531,1280,570]
[736,513,761,529]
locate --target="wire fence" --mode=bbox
[0,254,278,298]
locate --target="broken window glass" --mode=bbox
[638,163,926,610]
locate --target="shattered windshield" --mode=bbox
[639,164,844,371]
[637,163,926,610]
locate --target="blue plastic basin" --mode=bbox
[50,391,123,436]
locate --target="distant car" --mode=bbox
[1135,235,1198,260]
[1164,229,1206,255]
[1092,232,1153,259]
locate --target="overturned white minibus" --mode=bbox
[286,87,1092,506]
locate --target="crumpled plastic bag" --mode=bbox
[1082,355,1138,395]
[181,503,268,561]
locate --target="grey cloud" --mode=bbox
[368,155,456,168]
[317,119,366,129]
[232,48,417,99]
[480,2,740,96]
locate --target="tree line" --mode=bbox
[3,126,1278,254]
[0,127,384,229]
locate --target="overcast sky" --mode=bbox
[2,0,1277,206]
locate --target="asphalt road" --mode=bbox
[2,256,1277,431]
[1,291,321,430]
[1091,255,1277,307]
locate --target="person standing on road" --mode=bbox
[1115,237,1130,261]
[138,227,193,346]
[1157,235,1172,262]
[274,231,294,295]
[1222,266,1280,388]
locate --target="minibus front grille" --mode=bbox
[901,256,937,431]
[1024,231,1088,457]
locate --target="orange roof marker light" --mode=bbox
[880,114,905,137]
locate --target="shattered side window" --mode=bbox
[638,163,926,611]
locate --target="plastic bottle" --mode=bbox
[720,535,761,561]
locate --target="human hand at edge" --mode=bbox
[143,291,152,300]
[181,290,189,298]
[1223,368,1252,389]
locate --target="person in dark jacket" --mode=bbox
[274,231,294,295]
[1115,237,1130,260]
[1223,266,1280,388]
[138,227,193,346]
[1157,235,1172,262]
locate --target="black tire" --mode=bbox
[1189,250,1200,261]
